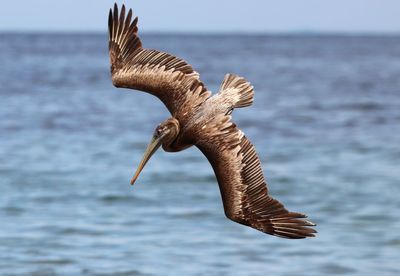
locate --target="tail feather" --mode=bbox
[219,74,254,108]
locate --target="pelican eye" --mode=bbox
[155,128,163,137]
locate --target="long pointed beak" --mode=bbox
[130,134,165,185]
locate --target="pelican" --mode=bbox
[108,4,316,239]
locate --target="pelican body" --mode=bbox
[109,4,316,239]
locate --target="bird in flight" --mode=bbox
[108,3,316,239]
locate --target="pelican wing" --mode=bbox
[108,4,210,116]
[195,115,316,238]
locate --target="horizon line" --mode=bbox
[1,29,400,37]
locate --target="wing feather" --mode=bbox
[108,4,210,116]
[195,115,316,239]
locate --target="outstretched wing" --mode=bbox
[108,4,210,116]
[195,115,316,239]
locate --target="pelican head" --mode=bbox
[130,118,180,185]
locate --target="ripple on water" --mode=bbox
[320,263,357,274]
[2,206,25,216]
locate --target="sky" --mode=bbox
[1,0,399,33]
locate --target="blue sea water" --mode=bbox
[0,33,399,275]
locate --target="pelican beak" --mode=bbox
[130,133,166,185]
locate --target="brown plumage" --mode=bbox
[108,4,316,239]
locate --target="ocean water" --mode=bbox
[0,33,399,275]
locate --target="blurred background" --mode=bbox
[1,1,400,275]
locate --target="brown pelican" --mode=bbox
[108,4,316,239]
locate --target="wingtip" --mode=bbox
[133,16,139,27]
[305,220,317,227]
[113,3,119,19]
[108,8,113,22]
[120,4,125,19]
[269,212,317,239]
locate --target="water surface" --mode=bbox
[0,33,399,275]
